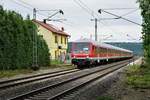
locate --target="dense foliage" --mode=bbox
[0,6,50,70]
[138,0,150,63]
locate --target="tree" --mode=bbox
[0,5,50,70]
[138,0,150,64]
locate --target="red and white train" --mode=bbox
[71,39,133,68]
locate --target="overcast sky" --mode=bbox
[1,0,142,42]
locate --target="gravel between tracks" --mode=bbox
[61,63,125,100]
[0,63,116,100]
[61,57,150,100]
[0,60,132,100]
[29,64,123,100]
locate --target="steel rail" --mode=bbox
[48,62,128,100]
[0,68,79,90]
[9,59,131,100]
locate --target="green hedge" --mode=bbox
[0,6,50,70]
[138,0,150,63]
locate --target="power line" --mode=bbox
[11,0,32,10]
[77,0,96,17]
[75,0,123,41]
[102,8,139,10]
[73,0,115,41]
[73,0,95,17]
[18,0,34,8]
[98,9,142,26]
[99,21,141,42]
[74,0,101,41]
[18,0,48,17]
[120,8,139,17]
[18,0,61,17]
[11,0,48,18]
[73,0,142,42]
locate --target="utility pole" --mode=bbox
[91,18,117,42]
[31,8,64,69]
[95,18,98,41]
[33,8,36,20]
[91,18,98,41]
[32,8,38,70]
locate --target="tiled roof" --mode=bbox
[33,20,70,37]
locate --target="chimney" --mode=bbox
[43,19,46,24]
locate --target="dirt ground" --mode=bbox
[102,75,150,100]
[102,58,150,100]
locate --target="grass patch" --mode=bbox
[50,60,74,68]
[0,60,74,78]
[0,65,74,78]
[126,64,150,88]
[50,60,64,65]
[0,69,34,78]
[97,96,113,100]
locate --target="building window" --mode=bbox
[55,50,57,59]
[55,35,58,43]
[61,36,63,44]
[64,37,67,44]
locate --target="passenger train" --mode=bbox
[71,39,133,68]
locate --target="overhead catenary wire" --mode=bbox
[73,0,95,17]
[74,0,141,25]
[10,0,48,18]
[74,0,119,41]
[76,0,140,39]
[76,0,141,26]
[98,9,142,26]
[14,0,76,30]
[11,0,32,10]
[73,0,141,42]
[11,0,141,42]
[18,0,35,8]
[102,8,139,10]
[19,0,64,18]
[120,8,139,17]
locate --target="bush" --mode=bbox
[126,64,150,88]
[138,0,150,65]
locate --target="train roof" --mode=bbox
[73,38,133,53]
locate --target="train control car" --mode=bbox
[71,38,133,68]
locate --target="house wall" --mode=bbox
[36,24,68,60]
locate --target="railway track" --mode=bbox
[0,68,80,90]
[8,59,132,100]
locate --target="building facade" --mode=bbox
[33,20,70,60]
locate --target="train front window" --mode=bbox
[73,43,89,54]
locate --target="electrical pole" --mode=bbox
[95,18,98,41]
[33,8,36,20]
[91,18,116,42]
[91,18,98,41]
[31,9,64,69]
[32,8,38,70]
